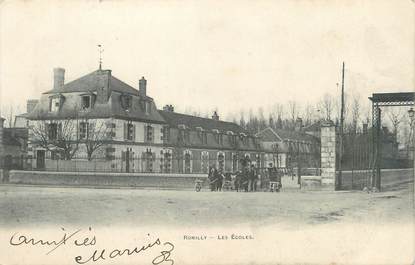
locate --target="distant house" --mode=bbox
[26,67,267,173]
[13,99,39,128]
[256,127,320,169]
[0,117,28,169]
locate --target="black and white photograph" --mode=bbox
[0,0,414,264]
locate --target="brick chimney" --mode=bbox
[295,117,303,131]
[26,99,39,114]
[53,68,65,90]
[96,70,112,104]
[212,111,219,121]
[139,77,147,97]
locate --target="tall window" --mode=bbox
[255,154,261,168]
[143,149,154,172]
[128,124,134,140]
[160,149,172,173]
[106,122,116,139]
[124,122,135,141]
[162,126,170,142]
[47,123,58,140]
[145,125,154,142]
[217,152,225,172]
[232,153,238,172]
[184,150,192,173]
[79,122,88,139]
[201,151,209,173]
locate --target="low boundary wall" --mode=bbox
[7,168,413,191]
[301,168,413,191]
[9,170,208,189]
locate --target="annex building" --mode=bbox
[26,67,265,174]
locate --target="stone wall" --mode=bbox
[320,121,336,189]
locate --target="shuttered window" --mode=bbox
[124,122,135,141]
[145,125,154,143]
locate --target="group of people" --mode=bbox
[208,165,260,192]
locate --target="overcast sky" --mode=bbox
[0,0,413,120]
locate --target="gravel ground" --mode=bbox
[0,179,413,228]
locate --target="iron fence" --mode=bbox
[1,154,323,178]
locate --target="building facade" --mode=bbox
[26,67,267,173]
[256,127,320,169]
[0,117,28,170]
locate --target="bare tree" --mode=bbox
[271,103,284,119]
[29,109,80,160]
[386,108,404,141]
[288,101,297,122]
[350,94,361,133]
[258,107,267,130]
[81,118,110,161]
[29,117,80,160]
[238,110,246,129]
[303,103,316,126]
[318,93,334,121]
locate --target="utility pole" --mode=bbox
[338,62,345,190]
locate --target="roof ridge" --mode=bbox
[110,74,138,93]
[159,110,237,125]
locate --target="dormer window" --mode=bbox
[145,101,151,114]
[240,133,248,145]
[81,95,91,109]
[121,94,133,110]
[196,127,207,145]
[213,129,223,145]
[49,94,64,112]
[178,125,190,143]
[50,98,60,112]
[228,131,237,146]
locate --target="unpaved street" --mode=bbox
[0,180,412,228]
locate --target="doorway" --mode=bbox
[36,150,45,170]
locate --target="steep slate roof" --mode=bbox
[257,127,318,142]
[43,70,145,97]
[159,110,248,134]
[303,121,321,132]
[28,69,164,123]
[255,127,283,142]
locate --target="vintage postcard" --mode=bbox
[0,0,414,264]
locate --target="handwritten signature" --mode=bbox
[9,228,174,265]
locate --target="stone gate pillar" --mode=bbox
[320,120,336,190]
[0,117,4,159]
[0,117,4,182]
